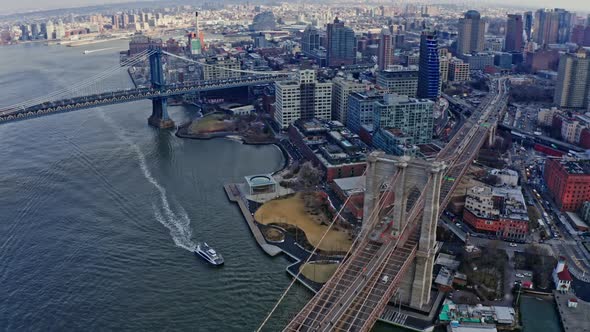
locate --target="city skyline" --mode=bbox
[2,0,590,16]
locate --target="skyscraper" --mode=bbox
[302,25,320,56]
[524,11,533,41]
[457,10,485,55]
[378,28,394,71]
[326,18,356,67]
[554,49,590,109]
[417,29,440,99]
[533,8,572,45]
[505,14,524,52]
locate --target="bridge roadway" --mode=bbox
[0,75,288,124]
[284,78,509,332]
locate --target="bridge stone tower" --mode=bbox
[363,152,446,309]
[148,47,175,129]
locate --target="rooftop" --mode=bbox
[245,174,277,187]
[333,176,366,196]
[558,160,590,175]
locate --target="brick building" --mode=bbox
[544,159,590,211]
[288,119,368,182]
[462,185,529,241]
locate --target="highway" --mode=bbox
[284,77,509,332]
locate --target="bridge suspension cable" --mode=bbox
[257,168,403,332]
[1,49,153,112]
[161,51,289,76]
[1,50,156,112]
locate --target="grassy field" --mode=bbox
[254,193,352,252]
[300,262,339,283]
[189,113,233,134]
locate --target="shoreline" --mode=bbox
[175,123,290,172]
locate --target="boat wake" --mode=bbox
[132,143,196,251]
[99,112,196,252]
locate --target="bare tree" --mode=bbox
[297,161,324,191]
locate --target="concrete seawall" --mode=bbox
[224,184,282,257]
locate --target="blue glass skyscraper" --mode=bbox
[417,29,440,99]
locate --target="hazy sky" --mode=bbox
[1,0,588,15]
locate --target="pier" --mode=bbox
[554,291,590,332]
[224,184,282,256]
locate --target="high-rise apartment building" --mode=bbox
[372,94,434,155]
[505,14,524,52]
[326,18,356,66]
[332,78,369,124]
[347,91,384,134]
[417,29,440,99]
[274,70,333,129]
[378,28,394,71]
[376,66,419,98]
[457,10,485,55]
[554,49,590,109]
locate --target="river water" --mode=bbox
[0,41,311,331]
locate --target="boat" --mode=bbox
[83,50,90,54]
[195,242,224,266]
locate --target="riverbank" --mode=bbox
[176,123,277,145]
[175,116,277,145]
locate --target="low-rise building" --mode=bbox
[553,257,573,292]
[288,119,368,181]
[463,185,529,241]
[463,52,495,71]
[200,56,241,80]
[490,168,519,187]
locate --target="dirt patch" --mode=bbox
[254,193,352,253]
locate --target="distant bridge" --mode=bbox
[0,48,288,127]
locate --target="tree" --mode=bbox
[525,244,556,289]
[296,161,324,191]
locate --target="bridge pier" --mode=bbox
[148,97,175,129]
[362,154,446,309]
[408,162,444,308]
[148,46,175,129]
